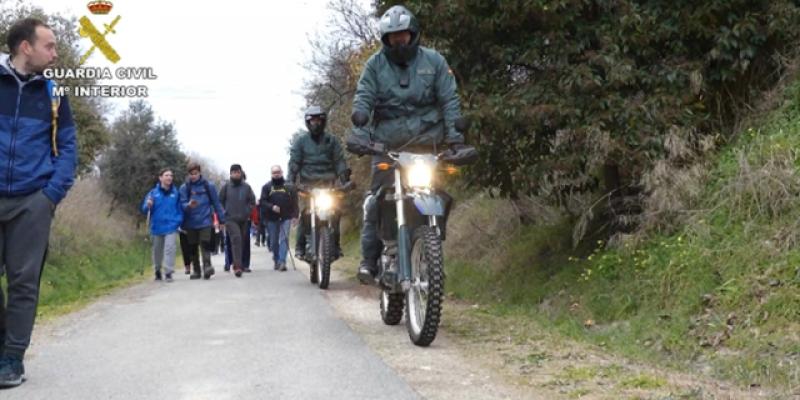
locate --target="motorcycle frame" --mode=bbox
[378,153,447,292]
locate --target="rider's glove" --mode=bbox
[339,169,352,185]
[449,143,469,152]
[346,134,384,156]
[351,110,369,128]
[442,142,479,165]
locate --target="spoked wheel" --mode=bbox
[309,234,318,284]
[380,289,404,325]
[317,226,332,289]
[405,225,444,347]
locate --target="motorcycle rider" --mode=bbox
[288,106,351,261]
[347,5,469,283]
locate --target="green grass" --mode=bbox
[2,241,149,319]
[443,79,800,392]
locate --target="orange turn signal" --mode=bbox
[444,166,459,175]
[376,162,391,171]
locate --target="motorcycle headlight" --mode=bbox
[315,191,334,211]
[407,161,433,188]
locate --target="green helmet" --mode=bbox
[304,105,327,137]
[379,5,420,66]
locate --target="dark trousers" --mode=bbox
[185,227,214,274]
[225,220,248,268]
[0,191,53,359]
[360,168,394,267]
[224,222,251,268]
[179,231,192,268]
[257,222,267,245]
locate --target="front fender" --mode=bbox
[317,208,334,222]
[412,192,445,216]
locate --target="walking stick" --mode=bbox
[141,208,151,276]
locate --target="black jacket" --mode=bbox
[259,181,298,221]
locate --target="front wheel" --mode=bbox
[317,226,332,289]
[405,225,444,347]
[380,290,404,325]
[309,234,318,284]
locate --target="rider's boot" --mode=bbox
[357,259,377,285]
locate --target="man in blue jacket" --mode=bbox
[0,18,78,388]
[179,162,225,280]
[141,168,183,282]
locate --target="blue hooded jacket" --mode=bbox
[140,183,183,235]
[179,176,225,229]
[0,53,77,204]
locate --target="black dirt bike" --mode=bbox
[298,182,353,289]
[346,135,478,346]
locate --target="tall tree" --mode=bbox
[99,100,186,215]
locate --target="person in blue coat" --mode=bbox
[141,168,183,282]
[0,18,78,388]
[179,162,225,280]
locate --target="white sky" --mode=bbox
[26,0,373,187]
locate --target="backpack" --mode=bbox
[45,80,61,157]
[183,178,215,207]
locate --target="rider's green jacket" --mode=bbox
[352,46,464,151]
[287,131,348,184]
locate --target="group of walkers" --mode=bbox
[141,162,301,281]
[1,3,471,388]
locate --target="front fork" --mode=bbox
[309,196,317,260]
[395,169,413,289]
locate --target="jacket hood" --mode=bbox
[0,53,10,75]
[0,53,46,82]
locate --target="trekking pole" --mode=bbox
[141,208,151,276]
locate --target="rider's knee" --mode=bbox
[362,193,380,224]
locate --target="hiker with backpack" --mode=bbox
[218,164,256,277]
[140,168,183,282]
[259,165,298,271]
[179,162,225,280]
[0,18,78,388]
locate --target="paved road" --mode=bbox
[4,245,420,400]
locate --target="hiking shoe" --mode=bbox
[243,267,252,273]
[0,357,25,388]
[279,263,287,272]
[234,266,243,278]
[203,267,215,280]
[357,261,376,285]
[189,273,201,280]
[165,273,173,283]
[155,270,162,281]
[184,265,191,275]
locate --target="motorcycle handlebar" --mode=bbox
[295,181,356,194]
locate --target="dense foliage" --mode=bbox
[379,1,800,220]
